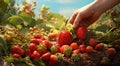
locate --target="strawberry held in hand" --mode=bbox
[76,26,88,40]
[58,30,73,45]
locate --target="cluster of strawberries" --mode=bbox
[11,26,116,66]
[11,33,59,66]
[58,26,116,59]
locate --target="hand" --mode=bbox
[68,0,120,29]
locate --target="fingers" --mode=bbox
[73,13,82,29]
[68,11,78,24]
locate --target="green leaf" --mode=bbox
[8,15,23,25]
[19,27,29,34]
[95,25,109,32]
[9,0,15,7]
[19,12,32,26]
[4,0,10,3]
[0,35,8,55]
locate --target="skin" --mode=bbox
[68,0,120,29]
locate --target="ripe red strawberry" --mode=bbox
[41,40,53,50]
[60,45,72,57]
[37,44,47,54]
[29,43,37,52]
[25,49,32,57]
[86,46,93,53]
[70,42,79,50]
[11,45,25,55]
[107,48,116,56]
[49,55,58,66]
[79,44,86,53]
[95,43,104,51]
[88,38,97,47]
[72,49,80,54]
[76,26,88,40]
[30,38,40,45]
[34,34,43,39]
[41,52,51,61]
[58,30,73,45]
[12,53,21,59]
[31,50,41,59]
[48,33,57,41]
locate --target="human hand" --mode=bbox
[68,0,120,29]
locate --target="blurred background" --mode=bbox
[16,0,94,17]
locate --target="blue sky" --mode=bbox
[16,0,94,17]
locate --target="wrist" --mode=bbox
[94,0,120,13]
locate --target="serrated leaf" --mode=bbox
[8,15,23,25]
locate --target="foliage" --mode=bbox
[89,4,120,44]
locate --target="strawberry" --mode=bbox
[58,30,73,45]
[86,46,93,53]
[70,42,79,50]
[34,34,43,39]
[60,45,72,57]
[11,45,25,55]
[48,33,57,41]
[29,43,37,52]
[34,34,46,40]
[76,26,88,40]
[71,53,80,61]
[50,45,60,54]
[49,55,58,66]
[95,43,104,51]
[25,49,32,57]
[88,38,97,47]
[37,44,47,54]
[41,52,51,61]
[107,48,116,56]
[30,38,40,45]
[12,53,21,59]
[79,44,86,53]
[41,40,53,50]
[72,49,80,54]
[31,50,41,59]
